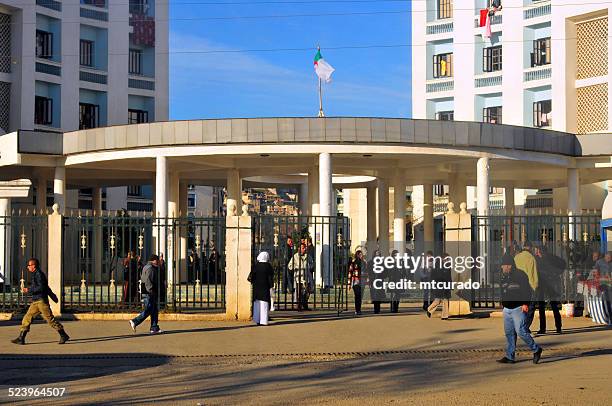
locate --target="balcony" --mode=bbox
[36,0,62,12]
[129,76,155,91]
[524,1,551,20]
[524,65,551,82]
[474,72,502,88]
[35,59,61,76]
[426,20,453,36]
[80,5,109,22]
[80,67,108,85]
[426,78,454,93]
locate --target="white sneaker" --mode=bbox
[129,320,136,333]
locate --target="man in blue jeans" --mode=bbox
[129,254,162,334]
[497,253,543,364]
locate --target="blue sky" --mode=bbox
[169,0,412,119]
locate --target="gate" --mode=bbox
[62,212,225,313]
[252,215,351,313]
[0,213,48,312]
[471,213,601,308]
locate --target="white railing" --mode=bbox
[524,1,551,20]
[426,19,453,35]
[474,73,502,88]
[426,79,454,93]
[523,65,551,82]
[474,12,502,28]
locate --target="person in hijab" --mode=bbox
[248,251,274,325]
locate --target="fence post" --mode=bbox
[225,205,252,321]
[47,204,63,315]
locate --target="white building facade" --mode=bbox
[412,0,611,212]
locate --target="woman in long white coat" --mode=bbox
[248,252,275,325]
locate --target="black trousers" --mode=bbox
[538,300,562,332]
[390,300,400,313]
[353,285,362,313]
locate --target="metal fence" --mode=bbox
[252,215,351,313]
[62,213,225,313]
[0,214,48,312]
[471,214,602,308]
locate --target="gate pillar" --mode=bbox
[48,204,63,315]
[444,202,472,316]
[225,204,252,321]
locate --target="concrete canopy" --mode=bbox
[1,118,612,189]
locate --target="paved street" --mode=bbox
[0,307,610,405]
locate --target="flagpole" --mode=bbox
[318,77,324,117]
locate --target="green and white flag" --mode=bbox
[314,49,335,83]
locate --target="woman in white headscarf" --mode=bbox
[248,251,275,325]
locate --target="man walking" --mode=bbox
[11,258,69,345]
[348,250,366,315]
[497,254,543,364]
[514,241,539,332]
[129,254,162,334]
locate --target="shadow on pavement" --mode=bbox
[0,353,171,387]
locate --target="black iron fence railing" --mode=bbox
[251,215,351,313]
[0,214,48,312]
[62,214,225,313]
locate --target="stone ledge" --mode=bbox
[0,312,230,322]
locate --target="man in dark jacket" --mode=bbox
[11,258,69,345]
[426,253,452,320]
[497,254,543,364]
[129,255,162,334]
[534,245,565,334]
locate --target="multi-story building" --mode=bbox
[412,0,611,211]
[0,0,168,211]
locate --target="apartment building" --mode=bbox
[412,0,611,211]
[0,0,169,211]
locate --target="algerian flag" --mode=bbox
[314,49,335,83]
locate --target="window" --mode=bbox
[533,100,552,128]
[531,37,551,67]
[36,30,53,59]
[483,46,502,72]
[434,185,445,196]
[127,186,141,196]
[129,0,149,14]
[34,96,53,125]
[81,0,107,7]
[436,111,454,121]
[483,106,502,124]
[129,49,142,74]
[79,103,99,129]
[433,53,453,78]
[437,0,452,19]
[128,109,149,124]
[188,193,196,209]
[80,39,94,67]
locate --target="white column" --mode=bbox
[155,157,168,217]
[567,168,581,241]
[393,172,406,254]
[53,167,66,212]
[504,186,515,215]
[299,182,308,215]
[318,153,332,287]
[36,177,47,213]
[179,182,188,283]
[308,167,320,216]
[476,158,490,215]
[0,198,11,289]
[377,178,389,255]
[92,187,102,281]
[423,183,434,246]
[367,185,377,249]
[168,172,179,218]
[448,174,467,208]
[155,157,170,303]
[226,169,241,216]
